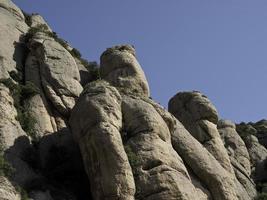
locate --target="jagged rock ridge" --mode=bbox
[0,0,266,199]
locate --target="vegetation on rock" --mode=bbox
[124,145,140,170]
[0,152,14,177]
[24,24,100,81]
[0,78,39,140]
[22,10,32,27]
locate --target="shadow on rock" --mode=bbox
[5,128,93,200]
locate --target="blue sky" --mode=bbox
[13,0,267,123]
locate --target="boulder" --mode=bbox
[100,45,150,97]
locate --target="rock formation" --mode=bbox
[0,0,266,199]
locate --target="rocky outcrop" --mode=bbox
[168,92,233,174]
[236,123,267,184]
[27,32,82,117]
[70,81,136,200]
[253,120,267,148]
[168,91,256,199]
[218,120,257,198]
[0,1,266,199]
[0,1,93,199]
[100,45,150,96]
[70,46,200,200]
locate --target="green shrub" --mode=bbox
[9,70,22,83]
[0,153,14,177]
[236,123,257,139]
[29,24,49,35]
[70,48,82,58]
[22,10,32,27]
[16,109,37,140]
[15,186,30,200]
[124,145,140,169]
[21,81,40,100]
[0,78,39,140]
[0,147,29,199]
[70,50,100,81]
[24,24,51,43]
[23,21,100,82]
[51,33,69,49]
[82,60,100,80]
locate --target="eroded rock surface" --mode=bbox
[0,0,28,79]
[70,46,201,200]
[0,0,267,199]
[0,176,20,200]
[218,120,257,199]
[169,91,255,199]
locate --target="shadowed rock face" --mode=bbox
[236,122,267,184]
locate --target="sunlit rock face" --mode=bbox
[70,45,201,200]
[169,91,255,200]
[0,0,266,198]
[100,45,150,97]
[169,91,233,173]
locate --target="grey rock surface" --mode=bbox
[169,91,253,199]
[70,46,203,200]
[218,119,257,199]
[169,91,234,174]
[0,0,266,198]
[27,33,82,117]
[70,81,136,200]
[0,0,28,79]
[0,176,20,200]
[100,45,150,97]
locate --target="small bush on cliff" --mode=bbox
[24,24,68,49]
[24,24,51,43]
[82,60,100,80]
[0,146,29,199]
[0,153,14,177]
[70,48,82,58]
[23,21,100,82]
[124,145,140,170]
[0,78,39,140]
[50,32,69,49]
[15,185,30,200]
[21,81,40,99]
[236,122,258,139]
[22,10,32,26]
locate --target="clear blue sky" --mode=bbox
[13,0,267,123]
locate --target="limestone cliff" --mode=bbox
[0,1,266,199]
